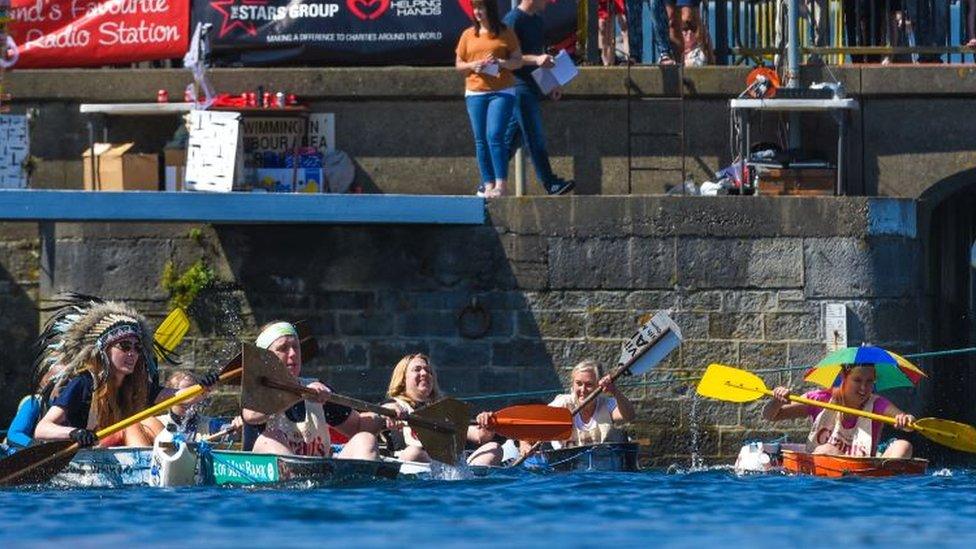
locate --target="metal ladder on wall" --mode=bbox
[625,63,688,194]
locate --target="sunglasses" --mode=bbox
[115,340,144,354]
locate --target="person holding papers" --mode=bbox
[503,0,575,196]
[455,0,523,198]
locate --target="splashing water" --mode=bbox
[688,394,704,471]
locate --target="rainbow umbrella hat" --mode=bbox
[804,345,926,392]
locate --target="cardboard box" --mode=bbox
[82,142,159,191]
[164,149,186,192]
[755,167,835,196]
[253,167,325,193]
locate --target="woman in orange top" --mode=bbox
[455,0,522,198]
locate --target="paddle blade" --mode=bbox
[153,307,191,360]
[300,336,319,364]
[696,364,769,403]
[412,398,471,466]
[618,311,683,375]
[240,343,302,416]
[914,418,976,454]
[491,405,573,442]
[0,441,77,487]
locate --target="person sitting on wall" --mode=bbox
[241,321,386,460]
[762,364,915,458]
[383,353,504,466]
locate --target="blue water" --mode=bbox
[2,468,975,548]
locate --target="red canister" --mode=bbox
[157,89,169,103]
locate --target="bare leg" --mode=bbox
[396,445,431,463]
[120,423,156,447]
[599,17,614,65]
[467,441,502,466]
[335,431,380,461]
[251,430,295,456]
[811,443,842,455]
[666,4,682,60]
[881,439,913,458]
[617,13,630,60]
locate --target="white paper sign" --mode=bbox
[824,303,848,351]
[185,110,242,192]
[308,113,335,153]
[0,114,29,189]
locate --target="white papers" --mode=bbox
[480,62,500,77]
[531,50,578,95]
[185,110,243,192]
[0,115,29,189]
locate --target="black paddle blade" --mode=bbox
[0,440,77,487]
[412,398,471,466]
[240,343,302,416]
[300,336,319,363]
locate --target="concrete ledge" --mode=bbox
[7,66,976,101]
[0,190,485,225]
[488,196,917,238]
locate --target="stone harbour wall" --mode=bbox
[1,196,922,466]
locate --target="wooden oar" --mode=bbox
[0,353,249,487]
[510,311,683,467]
[153,307,191,361]
[696,363,976,454]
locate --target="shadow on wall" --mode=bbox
[213,224,562,410]
[0,265,39,427]
[918,170,976,465]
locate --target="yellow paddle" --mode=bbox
[153,307,191,361]
[696,363,976,454]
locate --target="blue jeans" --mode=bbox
[505,84,559,191]
[905,0,948,61]
[465,92,515,185]
[626,0,673,63]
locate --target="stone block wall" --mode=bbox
[15,196,917,466]
[0,223,40,423]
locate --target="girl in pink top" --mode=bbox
[762,364,915,458]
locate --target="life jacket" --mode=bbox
[264,377,331,457]
[549,393,621,448]
[806,394,879,457]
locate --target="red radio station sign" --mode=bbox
[7,0,190,68]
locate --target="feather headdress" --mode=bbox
[34,293,160,395]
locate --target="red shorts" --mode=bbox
[597,0,626,20]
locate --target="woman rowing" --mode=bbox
[33,299,212,447]
[541,359,635,449]
[762,364,915,458]
[384,353,502,466]
[241,321,384,460]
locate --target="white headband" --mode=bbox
[255,322,299,350]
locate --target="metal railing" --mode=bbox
[716,0,975,64]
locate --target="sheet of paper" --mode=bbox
[480,62,500,77]
[185,110,242,192]
[0,115,29,189]
[550,50,578,86]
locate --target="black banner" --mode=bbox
[194,0,577,66]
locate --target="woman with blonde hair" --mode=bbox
[384,353,502,465]
[545,359,636,448]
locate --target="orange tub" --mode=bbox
[781,449,928,478]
